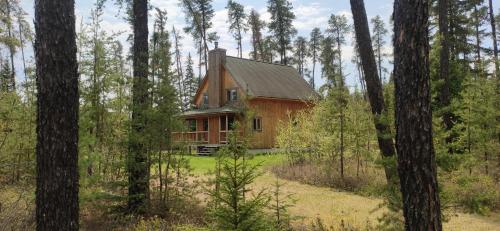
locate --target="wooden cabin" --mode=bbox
[173,45,317,154]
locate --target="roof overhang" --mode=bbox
[179,106,242,118]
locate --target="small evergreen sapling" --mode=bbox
[208,129,270,231]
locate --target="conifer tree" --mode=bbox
[226,0,248,58]
[35,0,79,228]
[128,0,150,213]
[181,0,216,74]
[248,9,265,60]
[309,27,323,89]
[183,53,197,109]
[394,0,443,228]
[209,132,269,231]
[326,13,350,179]
[370,15,387,83]
[267,0,296,64]
[292,36,308,78]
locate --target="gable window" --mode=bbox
[202,93,208,105]
[253,117,262,131]
[227,89,238,101]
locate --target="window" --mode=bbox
[202,93,208,105]
[227,89,238,101]
[228,115,235,130]
[203,119,209,131]
[220,115,236,131]
[253,117,262,131]
[187,119,196,132]
[220,116,226,130]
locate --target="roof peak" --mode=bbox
[226,56,292,67]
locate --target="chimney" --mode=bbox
[208,46,226,108]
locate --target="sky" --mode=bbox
[15,0,497,90]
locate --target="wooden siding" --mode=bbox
[194,77,209,106]
[247,98,310,149]
[208,48,226,107]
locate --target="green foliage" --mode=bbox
[267,0,296,64]
[269,178,297,231]
[446,174,500,215]
[208,132,271,231]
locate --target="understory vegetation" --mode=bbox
[1,0,500,230]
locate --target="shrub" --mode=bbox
[447,174,500,215]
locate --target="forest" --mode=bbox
[0,0,499,230]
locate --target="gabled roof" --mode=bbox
[224,56,318,101]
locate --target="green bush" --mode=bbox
[448,174,500,215]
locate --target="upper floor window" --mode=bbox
[202,93,208,105]
[227,89,238,102]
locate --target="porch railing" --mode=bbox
[172,131,209,143]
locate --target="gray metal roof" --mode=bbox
[224,57,318,100]
[180,106,241,117]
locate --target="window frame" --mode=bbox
[253,117,262,132]
[202,93,208,105]
[226,88,238,102]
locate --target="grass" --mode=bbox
[186,153,286,175]
[185,153,500,230]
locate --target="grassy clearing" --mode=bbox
[186,153,286,174]
[187,153,500,230]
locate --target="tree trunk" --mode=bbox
[350,0,398,185]
[489,0,499,78]
[34,0,79,229]
[438,0,454,153]
[128,0,150,213]
[393,0,443,230]
[474,5,482,76]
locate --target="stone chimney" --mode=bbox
[207,45,226,108]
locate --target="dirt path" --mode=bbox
[252,173,500,231]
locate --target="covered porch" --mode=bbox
[172,106,241,154]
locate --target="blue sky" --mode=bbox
[16,0,498,90]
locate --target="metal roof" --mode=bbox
[224,56,319,100]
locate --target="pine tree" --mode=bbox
[267,0,296,65]
[326,13,350,179]
[183,53,197,109]
[394,0,443,229]
[128,0,150,213]
[248,9,265,60]
[370,15,387,83]
[209,132,269,231]
[226,0,248,58]
[181,0,216,74]
[350,0,398,185]
[172,26,185,110]
[292,36,308,78]
[309,27,323,89]
[35,0,80,229]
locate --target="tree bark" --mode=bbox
[349,0,398,185]
[34,0,79,229]
[128,0,150,213]
[393,0,443,230]
[438,0,454,152]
